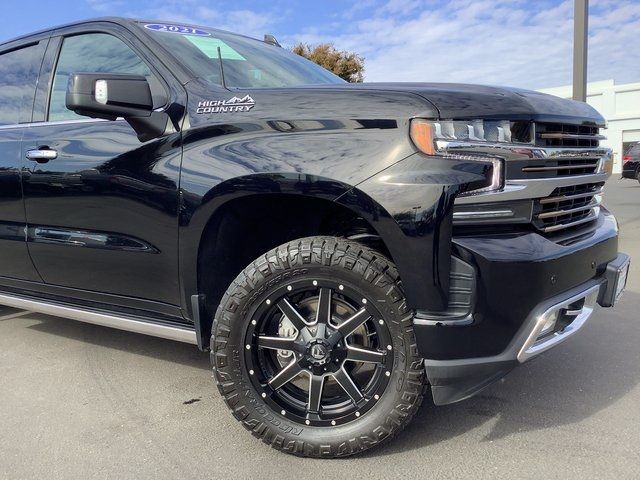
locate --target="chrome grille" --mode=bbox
[450,120,611,237]
[532,183,604,233]
[535,122,604,148]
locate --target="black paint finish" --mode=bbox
[0,126,42,282]
[0,17,616,372]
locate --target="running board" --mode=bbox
[0,292,197,345]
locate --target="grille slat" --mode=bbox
[539,186,604,204]
[536,198,600,219]
[532,182,604,234]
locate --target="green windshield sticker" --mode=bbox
[185,36,246,60]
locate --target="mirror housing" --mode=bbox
[66,73,169,141]
[66,73,153,120]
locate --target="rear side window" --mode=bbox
[0,43,45,125]
[48,33,160,122]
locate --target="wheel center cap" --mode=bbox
[306,340,331,365]
[310,343,328,361]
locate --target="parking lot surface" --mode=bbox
[1,180,639,480]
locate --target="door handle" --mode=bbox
[26,148,58,163]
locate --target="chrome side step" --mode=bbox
[0,292,197,345]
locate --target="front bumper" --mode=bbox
[415,210,630,405]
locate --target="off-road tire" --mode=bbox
[210,236,426,457]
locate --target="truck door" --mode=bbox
[20,28,183,305]
[0,39,47,282]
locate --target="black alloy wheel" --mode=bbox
[211,237,426,457]
[246,279,393,427]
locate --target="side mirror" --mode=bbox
[66,73,169,141]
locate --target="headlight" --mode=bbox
[410,119,531,196]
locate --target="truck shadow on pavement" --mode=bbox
[12,291,640,457]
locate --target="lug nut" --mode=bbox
[331,420,336,426]
[379,319,384,325]
[287,285,292,291]
[387,345,392,351]
[245,345,251,350]
[338,285,344,290]
[266,299,271,305]
[261,392,266,398]
[305,420,310,425]
[362,298,367,304]
[374,394,380,400]
[385,371,390,377]
[355,411,360,417]
[249,369,254,375]
[251,319,257,326]
[281,410,286,415]
[313,280,318,286]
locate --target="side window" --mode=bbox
[0,43,44,125]
[48,33,161,122]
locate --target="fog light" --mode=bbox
[539,312,558,336]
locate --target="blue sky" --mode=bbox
[2,0,639,89]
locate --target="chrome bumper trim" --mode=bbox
[0,292,197,345]
[516,284,600,362]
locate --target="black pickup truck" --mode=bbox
[0,17,630,457]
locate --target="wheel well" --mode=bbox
[197,194,390,333]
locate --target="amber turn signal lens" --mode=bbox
[410,119,436,155]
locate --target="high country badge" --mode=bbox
[196,95,255,114]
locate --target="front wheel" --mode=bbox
[211,237,426,457]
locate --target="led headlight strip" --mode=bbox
[409,119,532,195]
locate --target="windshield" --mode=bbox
[140,23,345,88]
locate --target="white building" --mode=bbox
[539,79,640,173]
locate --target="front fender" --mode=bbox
[337,153,492,311]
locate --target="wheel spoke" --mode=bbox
[268,359,303,390]
[308,374,324,413]
[257,335,296,352]
[332,368,363,403]
[315,288,332,325]
[335,308,371,338]
[277,298,308,331]
[346,346,385,364]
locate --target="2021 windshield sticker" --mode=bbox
[196,96,256,114]
[144,23,211,36]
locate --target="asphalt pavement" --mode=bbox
[1,179,639,479]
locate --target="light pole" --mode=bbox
[573,0,589,102]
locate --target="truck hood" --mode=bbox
[310,82,605,125]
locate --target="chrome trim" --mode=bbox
[536,198,601,219]
[522,163,599,172]
[539,132,606,141]
[452,209,514,220]
[436,139,611,160]
[517,284,600,362]
[0,292,197,344]
[26,149,58,161]
[455,173,608,204]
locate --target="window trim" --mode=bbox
[44,28,171,123]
